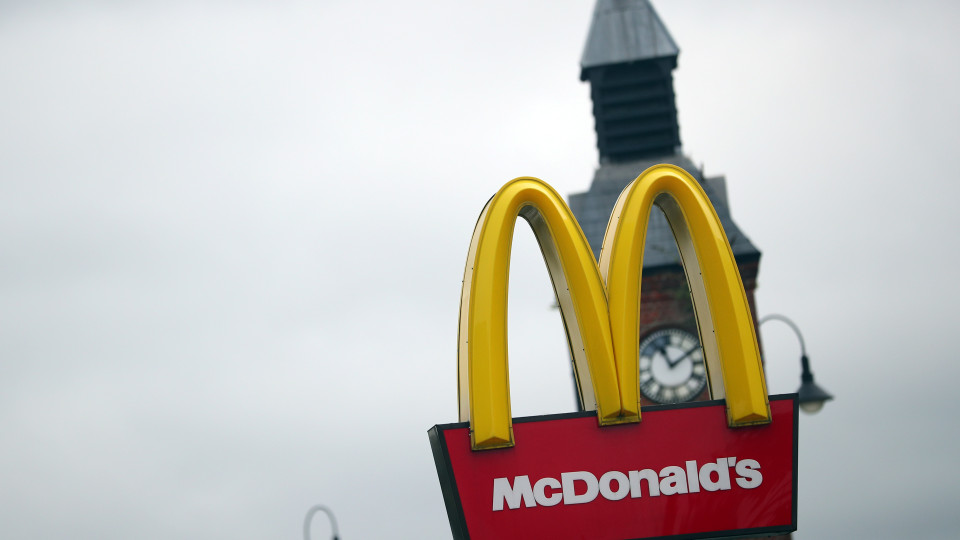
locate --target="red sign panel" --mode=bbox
[429,395,797,540]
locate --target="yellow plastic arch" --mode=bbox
[599,164,770,426]
[458,178,626,450]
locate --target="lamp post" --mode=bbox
[304,504,340,540]
[758,314,834,414]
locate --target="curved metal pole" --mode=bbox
[758,314,807,357]
[758,313,833,413]
[304,505,340,540]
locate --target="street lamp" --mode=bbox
[304,504,340,540]
[758,314,834,414]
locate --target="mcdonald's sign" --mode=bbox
[429,165,798,539]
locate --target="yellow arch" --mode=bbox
[599,164,770,426]
[458,178,625,450]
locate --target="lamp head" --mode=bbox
[797,356,833,414]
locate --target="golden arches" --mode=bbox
[459,165,770,451]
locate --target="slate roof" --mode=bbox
[580,0,679,77]
[568,155,761,267]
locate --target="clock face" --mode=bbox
[638,328,707,404]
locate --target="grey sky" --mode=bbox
[1,1,959,538]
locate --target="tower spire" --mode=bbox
[580,0,681,162]
[580,0,678,77]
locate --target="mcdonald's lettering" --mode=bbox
[430,166,798,539]
[492,457,762,511]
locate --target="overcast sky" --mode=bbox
[2,1,959,538]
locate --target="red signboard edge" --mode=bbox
[428,394,799,540]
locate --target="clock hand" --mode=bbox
[667,345,700,368]
[657,344,672,365]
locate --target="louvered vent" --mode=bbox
[583,57,681,162]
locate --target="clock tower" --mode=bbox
[569,0,762,407]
